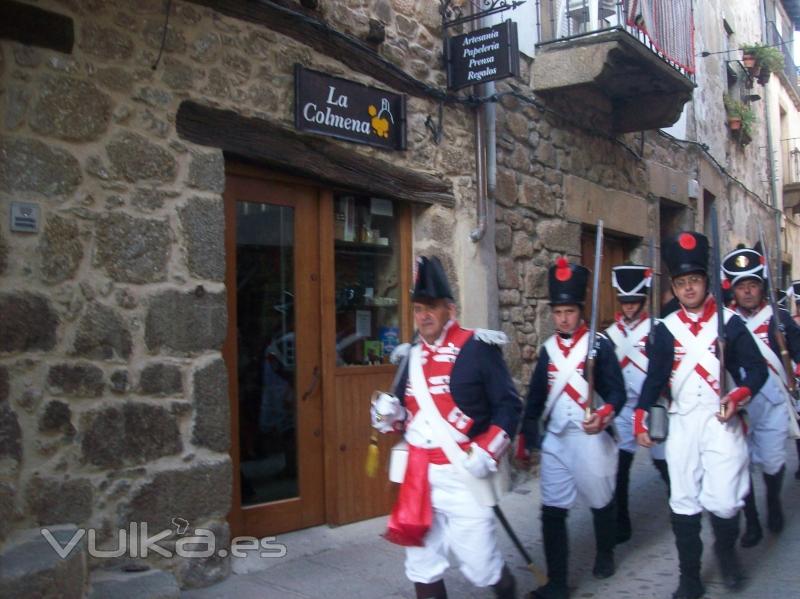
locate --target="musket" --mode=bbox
[758,225,800,437]
[709,206,727,417]
[648,235,657,346]
[584,219,604,420]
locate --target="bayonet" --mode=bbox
[584,219,604,420]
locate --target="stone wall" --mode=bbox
[0,0,477,588]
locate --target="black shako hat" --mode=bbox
[663,231,709,277]
[789,280,800,307]
[411,256,453,302]
[612,264,651,301]
[722,245,764,288]
[548,258,589,306]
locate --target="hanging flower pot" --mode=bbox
[728,116,742,130]
[757,67,771,85]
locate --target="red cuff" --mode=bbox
[473,424,511,459]
[595,403,614,425]
[515,435,528,460]
[633,408,648,436]
[794,363,800,377]
[726,386,752,412]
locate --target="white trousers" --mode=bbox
[746,391,788,475]
[405,463,504,587]
[615,403,666,459]
[665,406,750,518]
[540,425,617,509]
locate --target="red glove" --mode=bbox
[473,424,511,459]
[724,386,751,414]
[633,408,649,436]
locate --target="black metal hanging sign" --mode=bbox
[446,20,520,90]
[295,65,406,150]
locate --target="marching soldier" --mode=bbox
[370,256,521,599]
[605,265,670,544]
[790,281,800,479]
[634,232,767,599]
[722,245,800,547]
[521,258,626,599]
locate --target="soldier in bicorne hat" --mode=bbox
[370,256,521,599]
[634,232,767,598]
[520,258,626,599]
[604,264,670,545]
[722,245,800,547]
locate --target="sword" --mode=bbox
[492,503,548,586]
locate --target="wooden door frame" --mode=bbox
[224,165,324,538]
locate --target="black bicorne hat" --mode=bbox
[611,264,651,301]
[721,245,764,288]
[411,256,454,301]
[663,231,709,277]
[548,258,589,306]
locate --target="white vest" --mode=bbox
[661,308,734,415]
[543,334,591,434]
[738,305,789,406]
[605,318,650,407]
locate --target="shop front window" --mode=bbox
[333,195,401,366]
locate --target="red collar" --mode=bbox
[556,323,588,355]
[615,311,649,333]
[677,295,716,327]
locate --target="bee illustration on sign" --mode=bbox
[368,98,394,139]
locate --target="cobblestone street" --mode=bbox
[184,442,800,599]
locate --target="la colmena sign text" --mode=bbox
[446,21,520,90]
[295,65,406,150]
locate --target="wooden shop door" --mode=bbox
[225,170,324,538]
[581,230,629,330]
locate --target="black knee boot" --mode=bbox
[492,564,517,599]
[530,506,569,599]
[615,450,634,544]
[671,512,705,599]
[710,512,744,591]
[414,580,447,599]
[764,465,785,533]
[740,481,762,548]
[591,499,616,579]
[653,458,671,494]
[795,440,800,479]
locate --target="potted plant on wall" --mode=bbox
[723,94,755,145]
[755,44,784,84]
[740,44,759,73]
[740,43,784,84]
[724,94,743,130]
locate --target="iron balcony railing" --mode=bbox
[535,0,696,82]
[766,20,797,89]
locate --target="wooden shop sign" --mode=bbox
[295,65,406,150]
[446,21,520,90]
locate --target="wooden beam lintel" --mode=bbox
[176,100,455,207]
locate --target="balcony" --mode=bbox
[784,146,800,214]
[766,20,798,90]
[532,0,696,133]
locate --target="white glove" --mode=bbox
[370,392,406,433]
[461,443,498,479]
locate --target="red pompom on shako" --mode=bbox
[678,233,696,250]
[722,279,731,290]
[555,257,572,281]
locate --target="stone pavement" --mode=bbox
[183,443,800,599]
